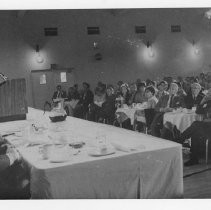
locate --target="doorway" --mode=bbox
[30,68,75,109]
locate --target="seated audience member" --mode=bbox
[134,86,158,132]
[116,83,131,106]
[73,84,80,99]
[199,73,206,89]
[176,82,187,98]
[97,81,107,93]
[88,86,106,121]
[156,80,169,100]
[64,87,80,116]
[184,82,204,109]
[176,93,211,166]
[129,82,137,96]
[144,86,158,109]
[75,82,94,118]
[130,82,147,104]
[151,82,185,137]
[0,137,29,199]
[115,83,132,129]
[136,78,141,86]
[183,77,192,94]
[52,85,67,101]
[97,86,117,124]
[128,83,137,104]
[116,80,124,97]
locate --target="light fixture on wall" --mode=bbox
[35,44,44,63]
[93,41,99,49]
[205,9,211,19]
[192,40,200,55]
[146,41,155,58]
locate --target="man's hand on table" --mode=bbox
[6,147,22,165]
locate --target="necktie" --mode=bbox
[169,95,174,108]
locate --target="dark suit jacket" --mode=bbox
[81,90,94,110]
[52,90,67,100]
[184,92,205,109]
[0,155,10,173]
[155,94,185,112]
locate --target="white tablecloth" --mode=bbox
[163,110,202,133]
[116,107,145,125]
[0,108,183,199]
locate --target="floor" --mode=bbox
[183,151,211,198]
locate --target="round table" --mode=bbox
[116,106,146,125]
[163,110,203,133]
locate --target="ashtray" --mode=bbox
[69,141,85,149]
[49,115,67,122]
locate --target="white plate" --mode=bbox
[88,148,115,157]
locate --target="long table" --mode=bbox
[0,108,183,199]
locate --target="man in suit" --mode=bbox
[151,82,185,138]
[175,80,211,166]
[52,85,67,101]
[0,136,26,199]
[184,82,204,109]
[155,80,169,100]
[75,82,94,118]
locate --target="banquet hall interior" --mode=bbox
[0,7,211,199]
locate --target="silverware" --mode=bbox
[2,133,15,137]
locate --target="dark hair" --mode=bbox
[175,82,182,88]
[83,82,90,89]
[137,82,146,89]
[158,80,168,87]
[145,86,155,95]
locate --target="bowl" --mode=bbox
[49,115,67,122]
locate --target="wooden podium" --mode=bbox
[0,78,28,122]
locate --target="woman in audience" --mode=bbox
[134,86,158,132]
[115,83,132,129]
[118,83,131,105]
[144,86,159,109]
[130,82,147,104]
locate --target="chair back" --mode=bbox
[144,108,155,128]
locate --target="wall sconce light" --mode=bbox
[192,40,200,55]
[93,41,99,49]
[35,44,44,63]
[205,9,211,19]
[146,41,155,58]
